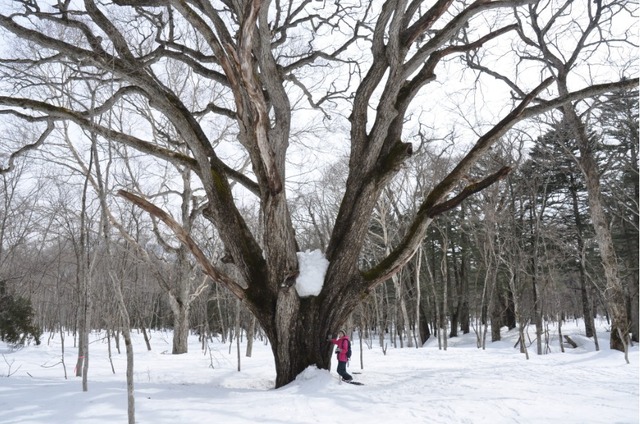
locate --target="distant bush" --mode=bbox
[0,282,41,346]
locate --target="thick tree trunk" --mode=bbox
[449,241,460,338]
[459,207,471,334]
[419,303,431,345]
[532,275,543,356]
[245,316,255,357]
[414,247,423,346]
[115,282,136,424]
[393,275,413,348]
[489,267,501,342]
[170,297,190,355]
[141,326,152,352]
[264,264,369,388]
[77,153,92,391]
[505,289,517,330]
[627,275,639,343]
[626,142,640,343]
[169,251,191,355]
[440,248,449,350]
[581,176,629,351]
[563,106,630,352]
[569,178,595,338]
[270,296,329,388]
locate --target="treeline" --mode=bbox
[348,92,638,353]
[0,92,637,354]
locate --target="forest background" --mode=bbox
[0,1,638,415]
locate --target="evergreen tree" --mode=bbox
[521,123,598,338]
[0,281,41,346]
[599,91,639,342]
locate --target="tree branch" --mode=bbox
[0,120,54,174]
[407,0,538,73]
[427,166,512,217]
[363,76,638,288]
[521,78,640,120]
[363,77,552,287]
[118,190,246,301]
[0,95,198,170]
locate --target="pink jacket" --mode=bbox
[331,335,350,362]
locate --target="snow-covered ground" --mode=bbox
[0,319,637,424]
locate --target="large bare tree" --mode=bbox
[512,0,636,353]
[0,0,636,387]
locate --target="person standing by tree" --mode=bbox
[329,330,352,382]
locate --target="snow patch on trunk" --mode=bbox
[295,249,328,297]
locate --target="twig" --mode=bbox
[2,354,22,377]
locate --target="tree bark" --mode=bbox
[564,107,630,352]
[568,177,596,338]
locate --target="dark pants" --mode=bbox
[336,360,352,381]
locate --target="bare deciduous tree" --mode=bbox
[513,0,635,354]
[0,1,635,387]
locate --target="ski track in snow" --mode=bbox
[0,325,637,424]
